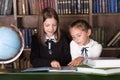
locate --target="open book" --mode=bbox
[22,65,120,75]
[77,66,120,75]
[22,66,77,72]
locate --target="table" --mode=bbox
[0,72,120,80]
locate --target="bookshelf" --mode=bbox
[0,0,120,69]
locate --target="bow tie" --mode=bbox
[81,47,89,57]
[46,39,52,42]
[46,39,56,43]
[46,39,54,55]
[81,47,89,64]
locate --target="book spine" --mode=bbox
[104,0,108,13]
[1,0,6,15]
[28,29,32,48]
[117,0,120,12]
[92,0,97,13]
[111,35,120,47]
[83,0,89,14]
[107,31,120,47]
[6,0,13,15]
[80,0,84,14]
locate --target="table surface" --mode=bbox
[0,70,120,80]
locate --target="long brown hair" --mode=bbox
[37,7,61,46]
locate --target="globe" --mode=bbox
[0,26,24,64]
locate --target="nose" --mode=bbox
[74,37,79,42]
[49,25,54,31]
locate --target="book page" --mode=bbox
[107,68,120,74]
[22,67,49,72]
[49,66,77,72]
[77,67,106,75]
[77,66,120,75]
[22,66,77,72]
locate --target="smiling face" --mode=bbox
[69,27,91,46]
[43,18,57,37]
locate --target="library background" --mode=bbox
[0,0,120,69]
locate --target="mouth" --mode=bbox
[76,42,81,45]
[47,31,54,36]
[48,30,54,33]
[48,31,53,34]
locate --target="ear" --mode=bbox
[87,29,91,36]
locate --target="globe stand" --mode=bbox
[0,63,7,73]
[1,64,5,69]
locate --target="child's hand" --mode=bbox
[68,57,84,66]
[51,60,61,69]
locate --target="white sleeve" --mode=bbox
[70,41,81,60]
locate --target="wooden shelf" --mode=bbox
[23,48,31,51]
[92,13,120,15]
[23,48,120,51]
[103,48,120,50]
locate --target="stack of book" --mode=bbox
[77,57,120,75]
[85,57,120,68]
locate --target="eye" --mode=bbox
[77,34,81,37]
[71,36,75,40]
[44,22,50,27]
[52,24,57,27]
[45,24,49,27]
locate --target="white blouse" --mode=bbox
[70,39,102,60]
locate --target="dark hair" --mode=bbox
[69,19,93,37]
[37,7,61,46]
[69,19,92,31]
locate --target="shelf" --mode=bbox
[92,13,120,16]
[0,16,16,26]
[23,48,31,51]
[103,48,120,50]
[0,15,15,17]
[17,15,39,18]
[23,48,120,52]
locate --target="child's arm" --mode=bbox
[68,57,84,66]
